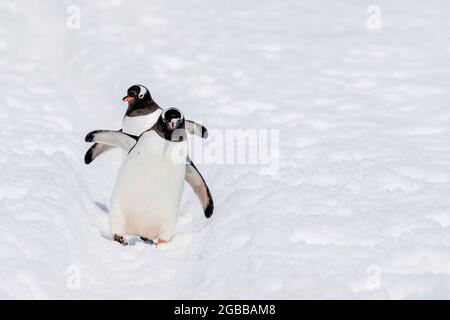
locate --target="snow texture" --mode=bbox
[1,0,450,299]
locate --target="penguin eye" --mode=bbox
[138,92,145,99]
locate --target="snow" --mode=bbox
[1,0,450,299]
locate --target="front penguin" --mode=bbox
[109,107,189,246]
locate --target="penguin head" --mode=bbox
[122,85,151,105]
[161,107,185,131]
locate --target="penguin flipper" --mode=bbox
[185,157,214,218]
[84,143,115,164]
[85,130,138,152]
[185,120,209,139]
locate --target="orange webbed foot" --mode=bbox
[155,239,168,248]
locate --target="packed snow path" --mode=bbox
[1,1,450,298]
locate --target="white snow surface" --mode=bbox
[1,0,450,299]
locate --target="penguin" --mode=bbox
[84,84,207,164]
[85,107,213,246]
[84,84,213,218]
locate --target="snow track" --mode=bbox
[1,0,450,298]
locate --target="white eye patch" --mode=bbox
[138,85,147,99]
[162,107,184,122]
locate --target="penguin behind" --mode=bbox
[85,84,208,164]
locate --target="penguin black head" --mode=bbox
[156,107,186,142]
[122,84,151,105]
[161,107,185,131]
[123,84,160,117]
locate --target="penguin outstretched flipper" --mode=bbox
[85,130,138,152]
[185,157,214,218]
[85,119,207,165]
[185,120,209,139]
[84,143,115,164]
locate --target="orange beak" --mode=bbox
[122,95,135,103]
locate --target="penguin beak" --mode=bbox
[122,95,135,103]
[168,121,177,130]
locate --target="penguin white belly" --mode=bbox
[122,110,162,136]
[109,130,188,241]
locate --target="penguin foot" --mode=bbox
[113,234,128,246]
[156,239,168,247]
[139,237,154,245]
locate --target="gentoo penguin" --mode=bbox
[84,84,207,164]
[84,85,213,218]
[85,108,213,246]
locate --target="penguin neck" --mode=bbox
[126,99,160,117]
